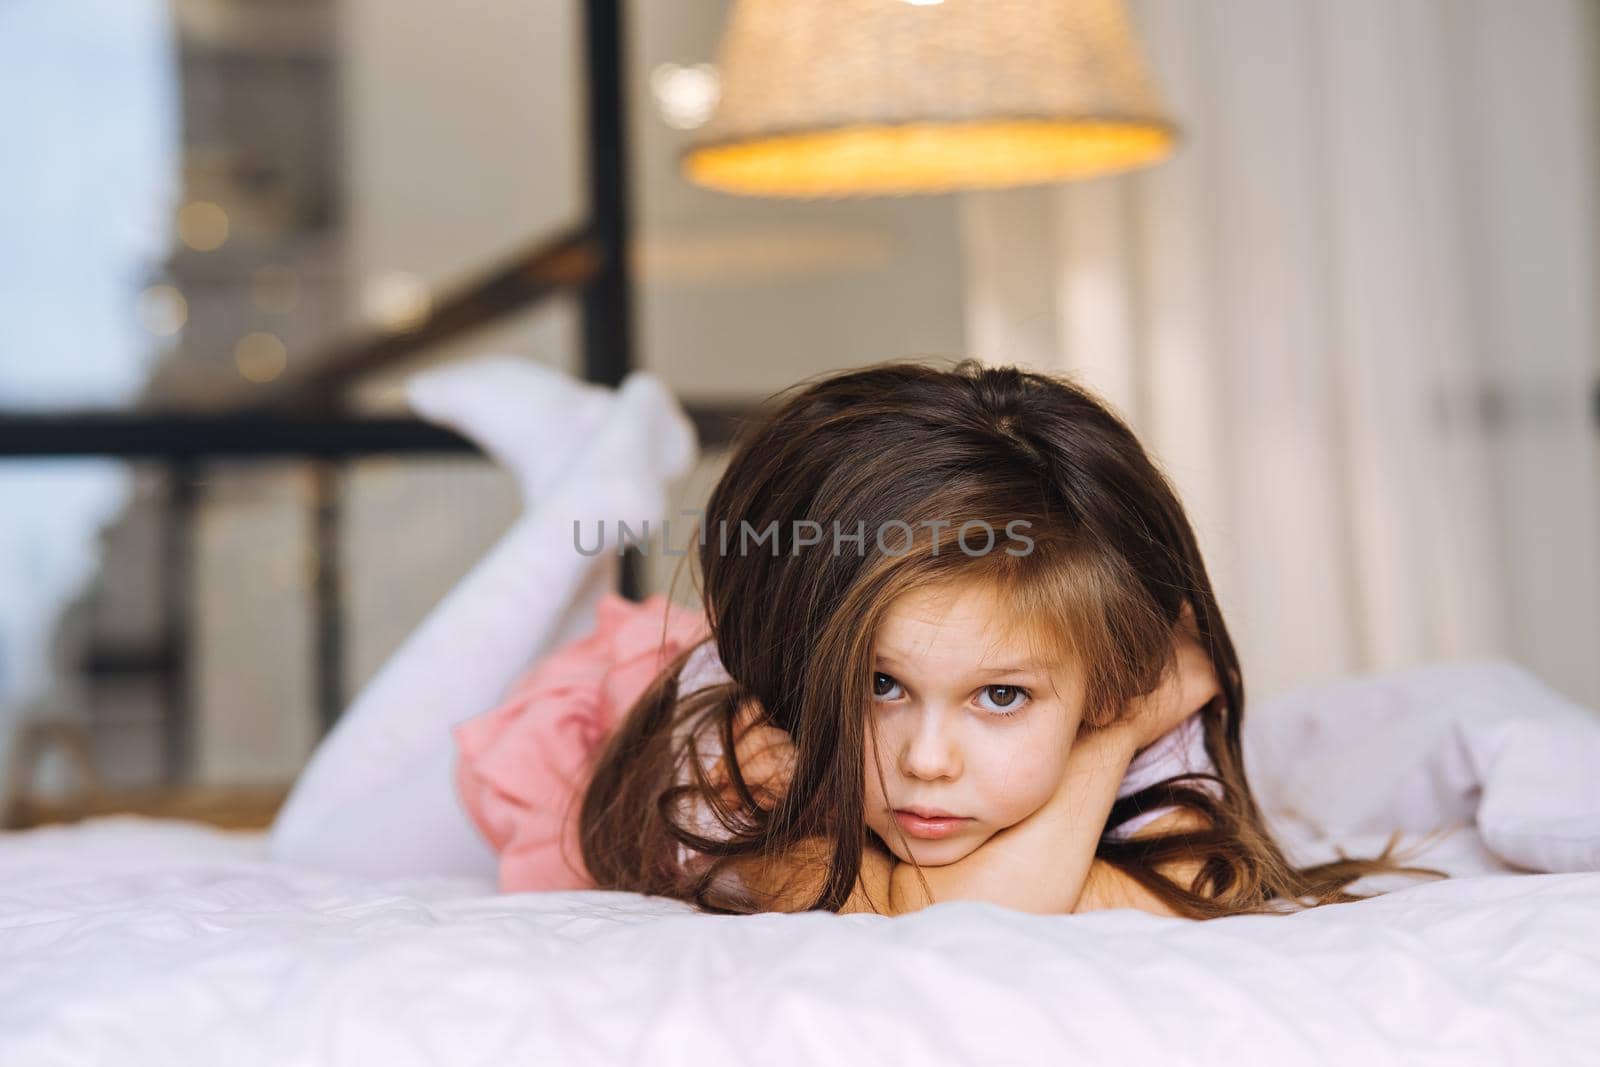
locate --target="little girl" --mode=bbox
[463,359,1409,918]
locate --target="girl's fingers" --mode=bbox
[706,698,797,811]
[1121,604,1221,749]
[710,716,796,809]
[738,734,793,784]
[755,742,797,810]
[1171,612,1221,712]
[745,752,794,810]
[709,700,769,788]
[732,698,764,738]
[735,724,792,764]
[713,752,788,810]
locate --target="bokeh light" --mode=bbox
[361,270,431,332]
[177,200,229,251]
[234,331,288,382]
[135,284,188,336]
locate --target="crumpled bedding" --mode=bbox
[2,660,1598,1066]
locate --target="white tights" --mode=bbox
[267,362,697,882]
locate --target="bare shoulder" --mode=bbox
[727,836,896,915]
[839,842,894,914]
[1075,808,1212,916]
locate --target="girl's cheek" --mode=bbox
[983,742,1062,812]
[862,724,905,794]
[862,745,892,806]
[863,771,884,808]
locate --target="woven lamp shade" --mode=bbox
[684,0,1179,198]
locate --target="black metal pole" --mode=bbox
[0,413,478,460]
[160,460,197,784]
[580,0,643,602]
[0,405,750,460]
[580,0,634,392]
[310,462,345,734]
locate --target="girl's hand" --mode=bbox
[706,699,795,812]
[1109,601,1222,753]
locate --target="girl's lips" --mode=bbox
[892,809,973,840]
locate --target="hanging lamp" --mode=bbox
[683,0,1179,198]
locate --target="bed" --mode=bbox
[6,365,1597,1064]
[3,661,1598,1066]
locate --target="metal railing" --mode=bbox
[0,1,758,783]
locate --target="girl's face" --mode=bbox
[863,580,1086,867]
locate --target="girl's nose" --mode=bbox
[900,709,961,782]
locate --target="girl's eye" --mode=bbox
[871,672,904,701]
[977,685,1030,717]
[871,674,1029,717]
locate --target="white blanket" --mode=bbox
[3,661,1599,1066]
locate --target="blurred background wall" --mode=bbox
[0,0,1595,810]
[965,0,1600,712]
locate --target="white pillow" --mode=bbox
[1245,659,1600,873]
[267,357,699,881]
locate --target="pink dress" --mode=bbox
[455,592,1217,893]
[453,592,711,892]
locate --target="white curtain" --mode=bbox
[962,0,1600,709]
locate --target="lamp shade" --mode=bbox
[683,0,1179,198]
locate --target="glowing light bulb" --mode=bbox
[651,63,721,130]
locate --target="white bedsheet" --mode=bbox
[3,660,1599,1066]
[0,818,1595,1066]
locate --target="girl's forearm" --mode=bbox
[887,728,1137,915]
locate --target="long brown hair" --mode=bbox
[580,358,1425,918]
